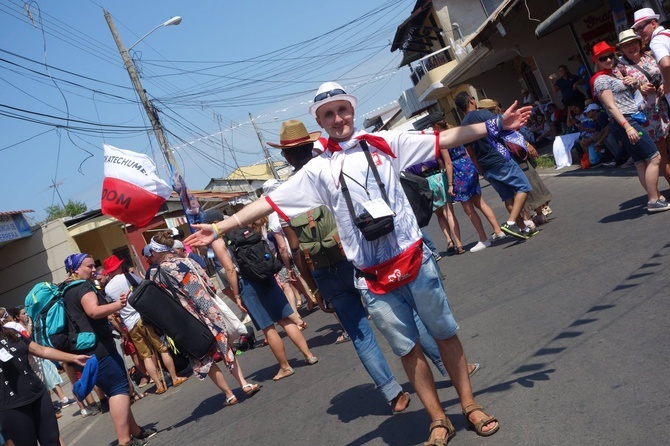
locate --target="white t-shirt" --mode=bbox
[4,321,28,337]
[266,128,439,270]
[650,26,670,62]
[105,273,143,331]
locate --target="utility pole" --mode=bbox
[249,113,280,180]
[104,9,181,176]
[50,180,66,208]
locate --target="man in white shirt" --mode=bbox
[186,82,532,443]
[633,8,670,105]
[102,255,187,394]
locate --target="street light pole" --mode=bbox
[103,9,181,175]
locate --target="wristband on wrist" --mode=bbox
[233,214,243,228]
[211,224,220,240]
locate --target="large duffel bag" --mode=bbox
[128,277,215,360]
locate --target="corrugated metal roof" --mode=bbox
[0,209,34,216]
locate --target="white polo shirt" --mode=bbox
[266,128,439,270]
[650,26,670,62]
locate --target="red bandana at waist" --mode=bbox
[327,134,396,158]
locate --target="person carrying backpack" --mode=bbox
[202,210,318,381]
[263,120,481,413]
[61,253,155,446]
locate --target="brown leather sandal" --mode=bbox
[423,417,456,446]
[462,404,500,437]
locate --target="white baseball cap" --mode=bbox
[584,103,600,113]
[308,82,357,118]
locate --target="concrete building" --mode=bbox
[0,191,245,309]
[392,0,669,124]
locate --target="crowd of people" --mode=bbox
[520,7,670,214]
[5,6,670,446]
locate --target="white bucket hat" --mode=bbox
[632,8,660,29]
[308,82,357,118]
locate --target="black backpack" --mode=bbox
[225,227,283,282]
[399,170,434,228]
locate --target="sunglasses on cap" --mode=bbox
[598,54,615,62]
[314,88,346,103]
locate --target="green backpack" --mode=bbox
[290,206,346,269]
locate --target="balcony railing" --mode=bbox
[410,46,453,86]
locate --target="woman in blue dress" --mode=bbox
[435,120,506,252]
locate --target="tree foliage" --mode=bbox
[44,199,88,222]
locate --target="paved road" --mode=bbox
[57,165,670,445]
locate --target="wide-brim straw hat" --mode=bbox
[617,29,641,46]
[632,7,660,29]
[591,41,617,62]
[266,119,321,149]
[477,98,498,110]
[308,81,358,118]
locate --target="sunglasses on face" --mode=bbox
[598,54,615,62]
[314,88,346,103]
[634,21,652,33]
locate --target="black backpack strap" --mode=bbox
[123,270,140,289]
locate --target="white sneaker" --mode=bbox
[491,232,506,242]
[470,239,491,253]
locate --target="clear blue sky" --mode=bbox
[0,0,416,222]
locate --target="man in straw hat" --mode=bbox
[632,7,670,105]
[187,82,533,443]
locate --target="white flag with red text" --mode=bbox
[101,144,172,228]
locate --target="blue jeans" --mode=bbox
[312,260,402,402]
[414,311,447,376]
[612,117,659,163]
[421,228,441,258]
[483,158,532,202]
[360,248,459,357]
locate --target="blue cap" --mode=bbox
[142,245,152,257]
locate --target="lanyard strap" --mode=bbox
[339,140,392,220]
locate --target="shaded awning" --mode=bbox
[440,44,517,91]
[461,0,518,47]
[535,0,609,38]
[391,1,433,52]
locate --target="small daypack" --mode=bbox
[225,227,283,282]
[399,171,434,228]
[290,206,346,270]
[25,280,96,351]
